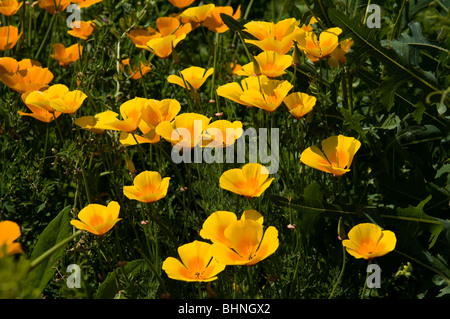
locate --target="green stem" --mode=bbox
[29,230,83,270]
[329,244,346,299]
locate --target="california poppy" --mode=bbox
[168,0,195,9]
[342,223,397,260]
[0,0,23,16]
[0,220,23,258]
[219,163,274,198]
[67,20,95,40]
[71,0,102,9]
[239,75,293,113]
[202,120,243,148]
[123,171,170,204]
[167,66,213,91]
[135,34,186,59]
[0,58,53,93]
[38,0,70,14]
[162,240,226,282]
[236,51,292,78]
[156,112,211,150]
[294,27,342,62]
[200,210,278,266]
[50,43,82,66]
[300,134,361,176]
[180,3,215,24]
[202,5,241,33]
[0,26,22,50]
[70,201,121,236]
[121,58,152,80]
[283,91,316,119]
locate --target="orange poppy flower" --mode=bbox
[0,26,22,50]
[200,210,278,266]
[216,76,264,107]
[239,75,293,113]
[123,170,170,204]
[244,18,299,55]
[70,201,121,237]
[121,58,152,80]
[168,0,195,9]
[156,16,192,37]
[23,83,87,115]
[283,91,316,119]
[236,51,293,78]
[167,66,213,91]
[327,38,354,67]
[300,134,361,176]
[342,223,397,260]
[219,163,274,198]
[294,27,342,62]
[156,112,211,150]
[38,0,70,14]
[0,220,23,258]
[0,58,53,93]
[127,27,161,47]
[71,0,102,9]
[0,0,23,16]
[202,120,243,148]
[180,3,215,24]
[74,110,118,134]
[135,33,186,59]
[202,5,241,33]
[162,240,226,282]
[50,43,82,66]
[67,20,95,40]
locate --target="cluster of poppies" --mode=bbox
[0,0,398,289]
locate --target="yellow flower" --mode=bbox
[67,20,95,40]
[295,27,342,62]
[167,66,213,91]
[70,201,121,237]
[202,120,243,148]
[244,18,299,55]
[38,0,70,14]
[121,58,152,80]
[202,5,241,33]
[239,75,293,113]
[0,58,53,93]
[0,25,22,50]
[283,91,316,119]
[23,84,87,114]
[0,0,23,16]
[180,3,215,24]
[300,134,361,176]
[0,220,23,258]
[219,163,274,198]
[156,112,211,149]
[200,210,278,266]
[327,38,354,67]
[168,0,195,9]
[156,16,192,38]
[162,240,226,282]
[71,0,102,9]
[216,76,266,107]
[342,223,397,260]
[19,91,62,122]
[74,110,118,134]
[237,51,292,78]
[94,97,148,133]
[136,34,186,59]
[127,27,161,47]
[50,43,82,67]
[123,171,170,204]
[199,210,263,248]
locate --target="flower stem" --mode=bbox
[329,244,346,299]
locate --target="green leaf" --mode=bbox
[397,195,443,249]
[328,8,439,93]
[94,259,150,299]
[29,205,72,293]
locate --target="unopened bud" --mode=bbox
[337,217,347,240]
